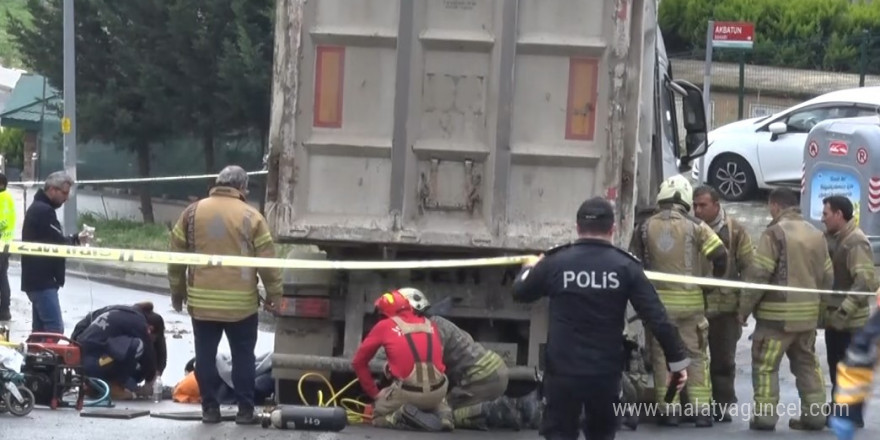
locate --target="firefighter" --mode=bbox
[820,195,878,427]
[692,185,754,422]
[828,295,880,440]
[351,290,454,431]
[397,287,515,430]
[739,187,833,431]
[514,196,689,440]
[630,175,728,427]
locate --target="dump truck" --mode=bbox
[264,0,709,402]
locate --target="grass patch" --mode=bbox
[79,212,171,251]
[76,212,316,256]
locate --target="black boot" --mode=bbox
[236,407,258,425]
[694,415,714,428]
[202,406,222,424]
[658,415,680,427]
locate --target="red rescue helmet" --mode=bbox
[374,290,412,317]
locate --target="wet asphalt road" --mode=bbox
[1,198,879,439]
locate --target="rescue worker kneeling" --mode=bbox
[73,304,162,400]
[352,290,454,431]
[397,287,516,430]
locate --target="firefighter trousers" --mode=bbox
[647,314,712,414]
[372,380,453,429]
[708,312,742,405]
[448,364,510,429]
[750,324,826,429]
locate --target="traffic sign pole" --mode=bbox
[699,20,714,184]
[62,0,77,235]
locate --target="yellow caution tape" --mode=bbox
[3,241,875,297]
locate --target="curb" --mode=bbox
[66,261,171,295]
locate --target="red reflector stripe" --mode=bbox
[314,45,345,128]
[280,297,331,318]
[565,57,599,141]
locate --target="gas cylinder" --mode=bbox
[259,405,348,431]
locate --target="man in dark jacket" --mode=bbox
[71,302,167,378]
[74,305,159,400]
[21,171,91,333]
[513,197,689,440]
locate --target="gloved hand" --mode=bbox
[172,295,184,313]
[827,307,850,330]
[829,416,856,440]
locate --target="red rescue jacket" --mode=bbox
[351,310,446,399]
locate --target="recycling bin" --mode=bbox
[801,115,880,264]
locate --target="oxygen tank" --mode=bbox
[259,405,348,431]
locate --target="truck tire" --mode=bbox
[709,154,757,202]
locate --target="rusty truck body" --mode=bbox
[264,0,708,400]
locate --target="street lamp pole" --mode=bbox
[62,0,78,234]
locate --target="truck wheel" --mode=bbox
[709,155,756,202]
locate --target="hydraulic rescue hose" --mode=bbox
[296,372,372,424]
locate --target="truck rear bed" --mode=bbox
[266,0,642,252]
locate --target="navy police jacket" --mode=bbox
[513,238,689,376]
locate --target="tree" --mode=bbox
[164,0,274,177]
[216,0,275,141]
[164,0,234,175]
[8,0,178,223]
[0,127,24,170]
[0,0,31,68]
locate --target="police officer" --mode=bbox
[630,175,728,427]
[740,187,832,431]
[819,195,877,427]
[513,196,689,440]
[692,185,755,422]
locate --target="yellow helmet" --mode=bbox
[657,175,694,210]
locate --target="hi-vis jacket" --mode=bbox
[823,219,879,330]
[832,302,880,428]
[0,188,15,242]
[168,186,284,322]
[702,211,755,317]
[630,204,728,318]
[741,208,833,333]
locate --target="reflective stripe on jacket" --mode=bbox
[631,205,726,318]
[741,208,833,332]
[822,220,879,329]
[703,213,754,316]
[168,186,283,322]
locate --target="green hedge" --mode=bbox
[659,0,880,74]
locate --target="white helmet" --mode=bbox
[657,175,694,210]
[398,287,431,313]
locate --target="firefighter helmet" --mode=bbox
[374,290,412,317]
[398,287,431,313]
[656,175,694,211]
